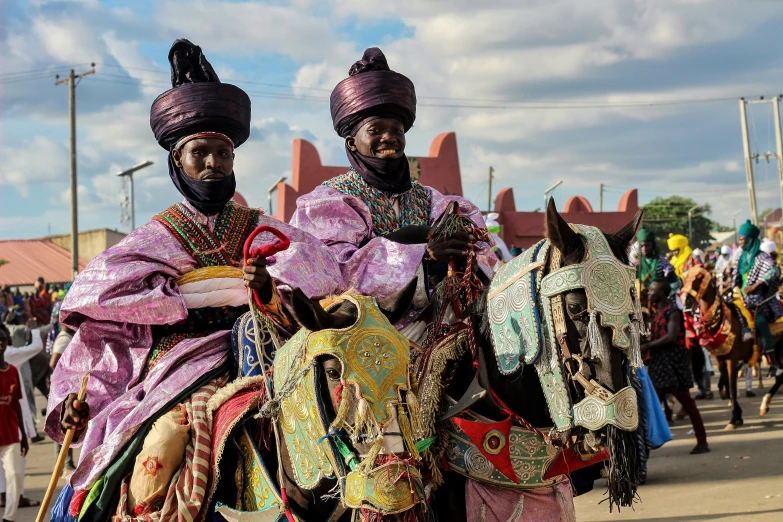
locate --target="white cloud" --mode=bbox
[0,137,69,196]
[156,0,341,62]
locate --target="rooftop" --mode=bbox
[0,239,86,287]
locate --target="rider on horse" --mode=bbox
[45,40,344,522]
[289,47,495,332]
[732,220,783,354]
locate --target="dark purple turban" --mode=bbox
[330,47,416,138]
[149,40,251,214]
[330,48,417,194]
[150,40,251,150]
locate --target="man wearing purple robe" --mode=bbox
[290,48,494,334]
[45,40,342,520]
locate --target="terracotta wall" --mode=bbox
[494,188,639,249]
[274,131,639,248]
[274,132,463,221]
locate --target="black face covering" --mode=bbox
[167,153,236,215]
[346,146,412,194]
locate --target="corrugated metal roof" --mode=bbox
[0,240,87,286]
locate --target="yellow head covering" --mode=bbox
[667,234,692,277]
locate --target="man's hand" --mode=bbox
[61,393,89,439]
[425,231,474,263]
[243,258,273,303]
[20,436,29,457]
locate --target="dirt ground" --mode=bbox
[8,374,783,522]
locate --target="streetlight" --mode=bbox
[687,204,701,245]
[544,180,563,209]
[733,210,742,245]
[268,175,287,215]
[116,160,154,230]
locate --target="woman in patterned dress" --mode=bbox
[643,278,710,454]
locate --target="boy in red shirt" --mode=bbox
[0,324,28,522]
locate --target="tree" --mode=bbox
[641,196,713,250]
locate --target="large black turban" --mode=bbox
[150,39,251,150]
[330,47,416,138]
[149,39,251,215]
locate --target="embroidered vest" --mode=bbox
[323,170,431,236]
[145,202,260,373]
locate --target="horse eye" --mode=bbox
[326,369,341,381]
[567,304,583,315]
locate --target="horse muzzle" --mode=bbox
[572,385,638,432]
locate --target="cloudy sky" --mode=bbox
[3,0,783,239]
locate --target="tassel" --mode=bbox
[587,311,610,363]
[628,322,643,369]
[633,289,649,337]
[397,404,420,460]
[360,435,384,474]
[330,384,351,432]
[406,390,423,438]
[353,397,377,444]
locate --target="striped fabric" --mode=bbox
[112,376,226,522]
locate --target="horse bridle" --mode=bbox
[548,247,639,433]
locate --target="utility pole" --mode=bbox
[739,98,760,225]
[487,166,494,213]
[773,96,783,214]
[116,161,154,231]
[599,183,604,212]
[55,64,95,280]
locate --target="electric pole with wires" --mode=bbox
[55,64,95,280]
[738,96,783,227]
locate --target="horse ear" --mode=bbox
[545,198,580,255]
[379,278,418,326]
[291,288,327,331]
[612,209,644,247]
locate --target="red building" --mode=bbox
[273,132,638,247]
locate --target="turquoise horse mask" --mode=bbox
[487,218,644,435]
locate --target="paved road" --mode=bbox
[9,375,783,522]
[575,375,783,521]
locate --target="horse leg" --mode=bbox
[725,358,743,429]
[718,359,728,401]
[431,472,468,522]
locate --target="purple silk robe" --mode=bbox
[290,181,495,311]
[46,201,343,489]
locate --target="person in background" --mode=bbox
[11,291,21,311]
[733,220,782,353]
[667,234,702,277]
[30,278,50,328]
[0,323,30,522]
[714,245,733,294]
[643,278,710,455]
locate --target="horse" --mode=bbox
[679,266,755,429]
[419,200,644,521]
[208,283,425,522]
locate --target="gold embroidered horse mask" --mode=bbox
[274,294,425,514]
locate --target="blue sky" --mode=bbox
[3,0,783,239]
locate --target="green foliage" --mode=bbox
[0,259,7,267]
[641,196,713,250]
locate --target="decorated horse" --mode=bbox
[414,200,644,521]
[208,281,428,522]
[680,265,783,428]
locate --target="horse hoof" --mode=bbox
[720,390,728,400]
[760,394,772,416]
[724,423,737,431]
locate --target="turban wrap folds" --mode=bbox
[636,227,660,286]
[667,234,692,277]
[737,220,761,282]
[330,47,417,193]
[150,39,251,214]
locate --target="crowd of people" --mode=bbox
[631,221,783,483]
[0,278,76,521]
